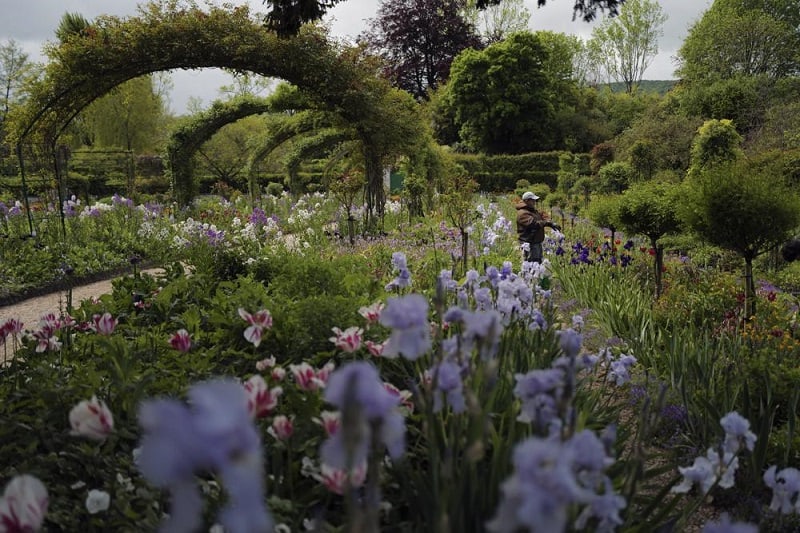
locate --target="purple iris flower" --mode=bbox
[137,378,273,533]
[431,360,466,413]
[249,207,269,226]
[379,294,431,360]
[321,362,406,469]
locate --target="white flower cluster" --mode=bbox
[287,208,312,225]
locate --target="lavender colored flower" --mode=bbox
[438,269,458,291]
[379,294,431,360]
[391,251,407,270]
[461,309,503,359]
[431,360,466,414]
[463,269,480,287]
[321,362,406,469]
[514,369,565,431]
[485,265,500,287]
[672,448,738,495]
[488,430,622,533]
[473,287,492,310]
[609,355,636,386]
[137,379,272,533]
[702,513,758,533]
[574,479,626,532]
[558,328,583,358]
[249,207,269,226]
[720,411,756,454]
[763,465,800,514]
[528,309,547,331]
[500,261,513,279]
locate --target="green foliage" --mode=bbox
[451,151,571,191]
[444,32,562,154]
[587,0,667,94]
[614,95,703,172]
[688,119,743,177]
[682,160,800,262]
[629,139,656,181]
[80,75,167,153]
[167,96,282,206]
[676,0,799,83]
[586,193,622,233]
[596,161,633,194]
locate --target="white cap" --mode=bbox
[522,191,540,201]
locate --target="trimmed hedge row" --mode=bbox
[452,151,589,192]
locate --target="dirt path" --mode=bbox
[0,269,163,363]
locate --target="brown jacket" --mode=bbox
[516,201,552,244]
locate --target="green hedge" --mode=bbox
[452,151,587,191]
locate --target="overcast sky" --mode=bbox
[1,0,712,114]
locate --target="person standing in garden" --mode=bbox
[516,191,561,263]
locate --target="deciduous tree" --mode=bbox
[81,76,168,153]
[587,0,666,93]
[676,0,799,83]
[0,40,41,141]
[263,0,625,36]
[361,0,481,101]
[616,179,683,298]
[681,159,800,316]
[443,31,560,153]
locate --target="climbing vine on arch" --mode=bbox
[10,0,428,223]
[166,95,290,206]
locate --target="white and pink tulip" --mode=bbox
[69,396,114,441]
[168,329,192,353]
[0,474,48,532]
[329,326,363,353]
[243,375,283,418]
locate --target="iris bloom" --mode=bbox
[320,362,406,470]
[137,378,273,532]
[379,294,431,361]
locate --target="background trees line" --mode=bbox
[1,0,799,216]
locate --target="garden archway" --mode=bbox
[12,1,424,223]
[167,95,284,206]
[244,110,351,199]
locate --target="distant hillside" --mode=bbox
[604,80,677,95]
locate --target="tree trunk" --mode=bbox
[653,239,664,299]
[363,145,385,234]
[744,256,756,318]
[461,230,469,275]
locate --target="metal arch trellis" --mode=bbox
[11,4,424,236]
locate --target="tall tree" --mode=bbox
[81,76,167,153]
[0,40,41,140]
[464,0,532,43]
[219,72,277,100]
[442,31,562,153]
[362,0,482,101]
[264,0,624,36]
[676,0,799,82]
[587,0,666,93]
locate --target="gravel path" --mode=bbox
[0,269,163,362]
